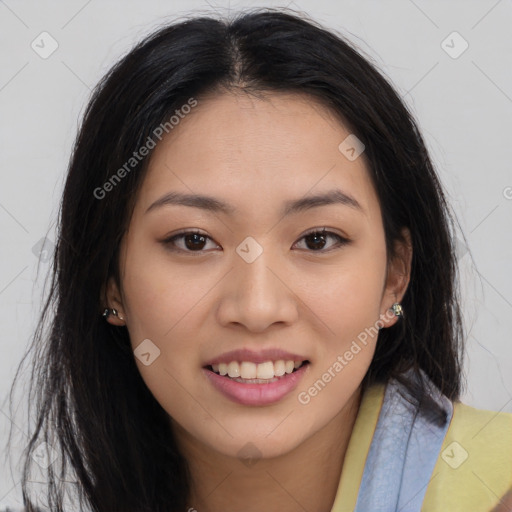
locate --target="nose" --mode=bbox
[215,247,299,333]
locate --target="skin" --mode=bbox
[104,91,412,511]
[492,488,512,512]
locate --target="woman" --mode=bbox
[6,8,511,512]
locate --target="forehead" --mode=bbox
[135,91,380,223]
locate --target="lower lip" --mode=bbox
[203,363,309,406]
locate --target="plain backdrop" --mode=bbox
[0,0,511,507]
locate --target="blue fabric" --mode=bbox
[355,369,453,512]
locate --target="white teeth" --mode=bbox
[274,360,286,376]
[210,359,306,379]
[227,361,240,378]
[240,362,257,379]
[256,361,274,380]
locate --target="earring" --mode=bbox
[391,302,403,318]
[102,308,124,321]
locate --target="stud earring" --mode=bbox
[102,308,124,321]
[391,302,403,318]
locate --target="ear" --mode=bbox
[100,276,126,326]
[379,227,413,329]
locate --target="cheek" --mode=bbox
[121,243,208,338]
[120,243,216,404]
[296,255,386,333]
[122,258,203,421]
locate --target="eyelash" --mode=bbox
[161,228,350,254]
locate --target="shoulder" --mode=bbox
[422,401,512,511]
[451,399,512,430]
[448,401,512,471]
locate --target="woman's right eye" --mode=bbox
[161,230,220,253]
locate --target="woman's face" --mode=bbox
[106,91,411,460]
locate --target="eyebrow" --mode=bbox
[144,188,364,217]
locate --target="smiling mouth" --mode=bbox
[204,360,310,383]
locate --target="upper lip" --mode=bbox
[203,348,309,367]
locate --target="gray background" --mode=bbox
[1,0,511,507]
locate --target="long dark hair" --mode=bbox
[7,8,466,511]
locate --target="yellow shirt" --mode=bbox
[331,383,512,511]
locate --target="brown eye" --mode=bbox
[294,228,349,252]
[162,230,219,253]
[182,233,207,250]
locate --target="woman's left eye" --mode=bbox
[293,228,349,252]
[162,228,349,254]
